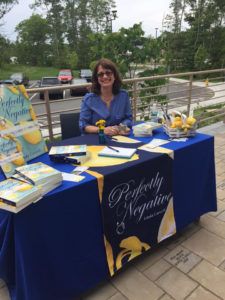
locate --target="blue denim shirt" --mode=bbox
[79,89,132,131]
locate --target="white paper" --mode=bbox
[72,166,89,175]
[170,138,188,142]
[62,172,85,182]
[144,138,169,149]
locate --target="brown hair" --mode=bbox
[91,58,122,95]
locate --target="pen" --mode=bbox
[107,146,119,152]
[15,170,35,185]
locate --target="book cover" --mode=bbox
[16,162,62,185]
[49,145,87,157]
[0,135,25,178]
[0,84,47,177]
[0,178,41,208]
[98,146,137,159]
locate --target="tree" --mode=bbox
[89,23,153,78]
[15,14,51,65]
[0,0,17,19]
[194,45,208,70]
[0,34,11,66]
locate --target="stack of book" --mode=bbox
[13,162,63,195]
[0,178,42,213]
[49,145,88,165]
[133,122,162,137]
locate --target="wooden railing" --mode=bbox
[27,68,225,142]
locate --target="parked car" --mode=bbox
[39,77,63,100]
[10,73,29,86]
[79,69,92,82]
[70,78,89,96]
[58,69,73,84]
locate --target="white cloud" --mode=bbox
[2,0,171,40]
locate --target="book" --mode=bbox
[133,122,162,137]
[0,135,26,178]
[15,162,63,187]
[0,84,47,178]
[49,145,87,157]
[0,178,42,209]
[98,146,137,159]
[0,200,33,213]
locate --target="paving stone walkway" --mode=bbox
[1,122,225,300]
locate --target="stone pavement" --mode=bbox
[0,122,225,300]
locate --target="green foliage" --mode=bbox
[0,35,11,67]
[15,14,51,66]
[0,64,62,80]
[68,51,78,70]
[194,45,208,70]
[89,23,154,78]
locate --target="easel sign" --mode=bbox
[0,84,47,178]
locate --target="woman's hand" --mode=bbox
[104,126,120,136]
[119,128,131,136]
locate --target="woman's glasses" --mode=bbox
[97,70,113,78]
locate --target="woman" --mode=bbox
[79,58,132,136]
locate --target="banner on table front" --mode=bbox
[100,154,176,276]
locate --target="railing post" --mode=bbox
[44,90,54,142]
[132,81,138,122]
[187,74,193,116]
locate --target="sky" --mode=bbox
[2,0,172,41]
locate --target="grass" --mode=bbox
[0,64,80,80]
[194,103,225,127]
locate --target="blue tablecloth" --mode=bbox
[0,129,217,300]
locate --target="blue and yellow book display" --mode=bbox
[0,178,42,212]
[15,162,62,186]
[0,84,47,178]
[49,145,87,157]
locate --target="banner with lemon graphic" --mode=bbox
[97,153,176,276]
[0,84,46,178]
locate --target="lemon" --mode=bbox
[12,156,25,166]
[174,116,181,121]
[23,130,42,144]
[19,121,42,144]
[174,120,183,128]
[186,117,196,126]
[2,163,12,173]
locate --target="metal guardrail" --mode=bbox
[27,68,225,142]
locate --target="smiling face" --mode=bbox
[97,65,115,90]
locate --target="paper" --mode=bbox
[170,138,188,142]
[143,138,169,149]
[72,166,89,175]
[138,145,174,159]
[112,135,141,144]
[98,146,137,159]
[62,172,85,182]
